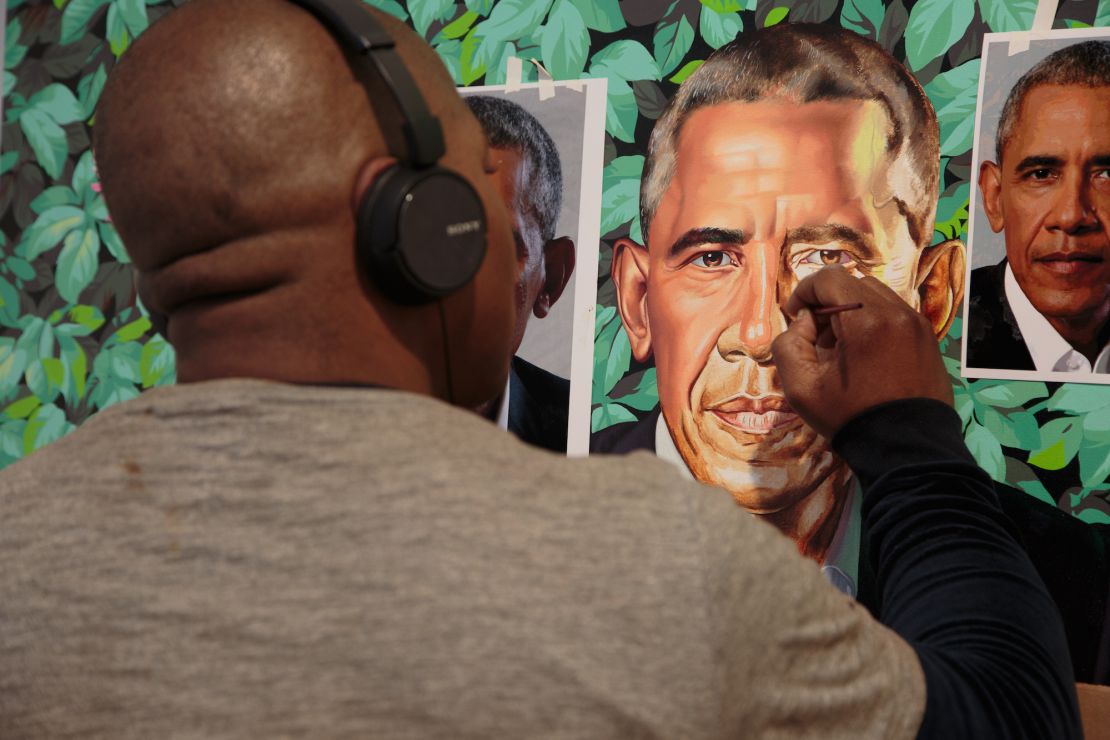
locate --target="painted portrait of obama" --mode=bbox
[592,24,965,586]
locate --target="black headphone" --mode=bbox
[289,0,487,305]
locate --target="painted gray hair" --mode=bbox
[465,95,563,243]
[641,23,939,248]
[996,40,1110,162]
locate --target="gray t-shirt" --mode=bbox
[0,379,923,738]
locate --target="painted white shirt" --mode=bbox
[494,377,511,431]
[653,413,859,596]
[1005,263,1110,374]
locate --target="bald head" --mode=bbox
[94,0,518,401]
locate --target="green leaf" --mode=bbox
[614,368,659,411]
[59,336,88,402]
[600,155,644,235]
[5,395,41,420]
[764,6,789,26]
[77,65,108,120]
[604,79,639,143]
[0,338,30,398]
[840,0,885,39]
[669,59,704,84]
[19,109,69,179]
[363,0,408,21]
[1098,0,1110,26]
[61,0,111,45]
[965,421,1005,480]
[923,59,980,156]
[69,304,106,332]
[23,403,71,455]
[410,0,454,37]
[107,3,131,57]
[98,222,128,263]
[114,317,152,343]
[595,304,617,340]
[977,406,1040,450]
[1046,384,1110,414]
[653,14,695,78]
[570,0,625,32]
[19,205,87,261]
[30,186,80,213]
[5,18,29,69]
[474,0,554,65]
[932,181,969,243]
[603,327,632,395]
[55,225,100,303]
[463,0,493,16]
[1016,479,1056,507]
[1028,417,1083,471]
[699,0,753,11]
[593,311,622,403]
[460,28,488,85]
[1079,443,1110,488]
[972,378,1048,407]
[904,0,974,71]
[977,0,1036,32]
[699,6,743,49]
[483,42,517,86]
[438,10,480,40]
[589,40,661,82]
[1082,409,1110,444]
[117,0,150,37]
[591,402,638,432]
[541,0,589,80]
[1078,508,1110,525]
[140,335,176,388]
[0,151,18,176]
[953,384,974,428]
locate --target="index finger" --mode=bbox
[784,266,871,317]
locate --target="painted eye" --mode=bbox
[803,249,851,266]
[691,251,734,268]
[1029,168,1054,180]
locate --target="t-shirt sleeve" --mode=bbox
[834,398,1081,740]
[686,480,926,739]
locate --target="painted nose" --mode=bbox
[716,240,786,363]
[1046,174,1101,236]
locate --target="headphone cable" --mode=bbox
[436,299,455,405]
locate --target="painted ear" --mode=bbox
[979,160,1006,233]
[612,237,653,361]
[533,237,576,319]
[916,238,966,339]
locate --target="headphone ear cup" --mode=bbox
[358,165,487,305]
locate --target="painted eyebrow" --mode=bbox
[1014,155,1065,171]
[666,227,746,259]
[1089,155,1110,169]
[784,224,880,262]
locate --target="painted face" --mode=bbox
[995,85,1110,324]
[487,145,547,354]
[645,100,923,512]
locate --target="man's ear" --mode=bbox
[351,156,400,212]
[979,160,1005,233]
[612,237,653,362]
[533,236,576,318]
[915,238,966,339]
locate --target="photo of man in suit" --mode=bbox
[593,23,965,585]
[467,95,577,452]
[968,40,1110,375]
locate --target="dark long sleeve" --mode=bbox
[834,399,1081,740]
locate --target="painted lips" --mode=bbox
[1034,251,1104,276]
[708,395,798,434]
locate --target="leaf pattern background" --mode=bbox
[1,0,1109,524]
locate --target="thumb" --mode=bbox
[772,309,820,384]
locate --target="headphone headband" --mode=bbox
[288,0,445,167]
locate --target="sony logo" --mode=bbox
[446,219,481,237]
